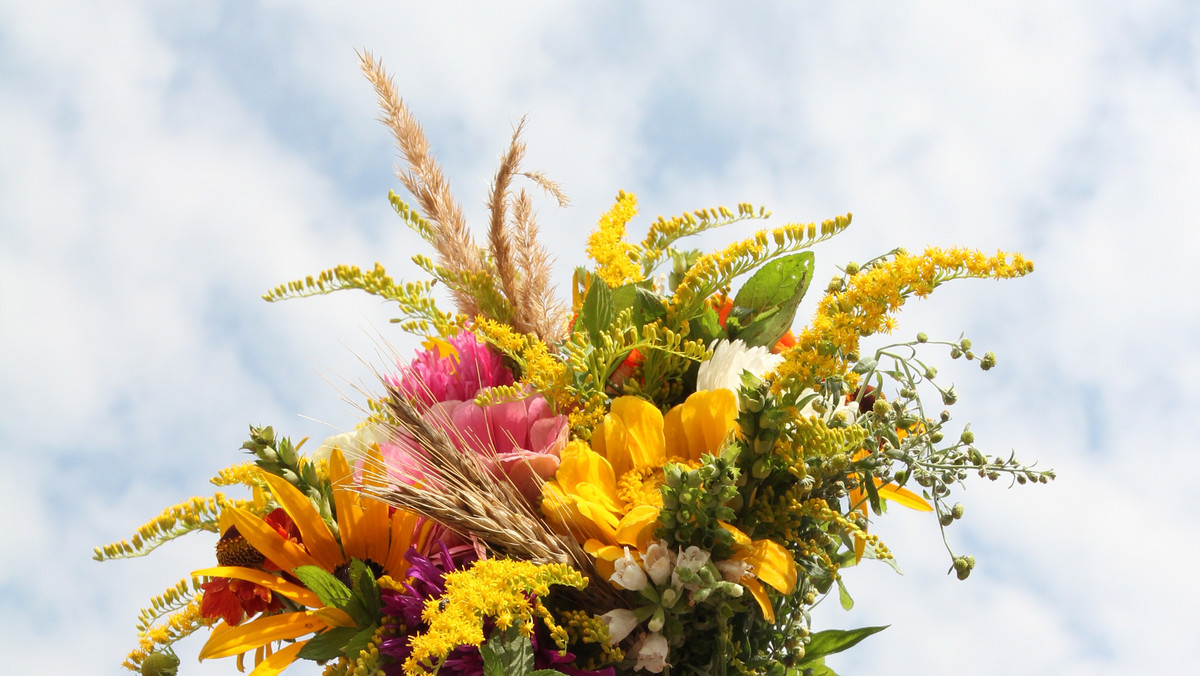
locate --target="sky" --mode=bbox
[2,1,1198,674]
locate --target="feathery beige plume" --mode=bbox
[487,119,527,322]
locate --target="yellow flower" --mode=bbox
[720,523,798,623]
[193,447,433,675]
[541,392,738,563]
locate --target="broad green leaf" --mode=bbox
[688,305,725,344]
[349,558,381,619]
[292,565,371,626]
[480,623,535,675]
[296,626,358,661]
[837,576,854,610]
[293,565,353,610]
[342,624,379,661]
[580,274,614,345]
[632,286,668,327]
[733,252,814,311]
[799,625,889,665]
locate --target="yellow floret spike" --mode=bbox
[587,191,642,287]
[771,247,1034,393]
[123,599,213,673]
[404,559,587,675]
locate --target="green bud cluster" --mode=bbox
[242,425,336,526]
[658,448,741,554]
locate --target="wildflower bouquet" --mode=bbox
[99,53,1053,676]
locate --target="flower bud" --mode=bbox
[941,387,957,405]
[980,351,997,371]
[951,503,964,519]
[141,653,180,676]
[960,338,972,350]
[916,332,928,343]
[960,428,975,445]
[845,261,861,275]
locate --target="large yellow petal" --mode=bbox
[384,510,421,579]
[556,441,619,511]
[330,449,367,562]
[598,410,632,478]
[192,567,320,607]
[745,538,798,595]
[718,521,752,548]
[876,482,933,512]
[609,396,666,471]
[226,507,322,573]
[199,612,325,660]
[615,504,661,550]
[678,390,737,461]
[258,472,344,571]
[743,577,775,623]
[662,404,687,460]
[248,640,305,676]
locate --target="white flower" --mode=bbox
[633,631,670,673]
[716,558,753,583]
[642,540,675,586]
[600,609,639,644]
[610,547,649,591]
[696,340,783,394]
[671,545,711,590]
[312,424,382,464]
[797,387,859,423]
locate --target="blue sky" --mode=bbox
[2,2,1198,674]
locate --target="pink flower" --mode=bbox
[387,332,514,407]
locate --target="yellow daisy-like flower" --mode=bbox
[541,391,738,565]
[193,447,432,675]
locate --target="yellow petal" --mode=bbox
[311,607,356,628]
[258,472,344,571]
[662,404,687,460]
[615,504,661,550]
[191,567,320,607]
[876,482,933,512]
[743,577,775,623]
[199,612,325,660]
[718,521,752,548]
[248,640,304,676]
[359,492,391,565]
[679,390,737,461]
[384,510,421,579]
[854,534,866,564]
[745,538,798,595]
[556,442,619,510]
[226,507,322,573]
[330,449,367,562]
[609,396,666,471]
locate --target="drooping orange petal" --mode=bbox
[384,510,421,579]
[876,482,933,512]
[258,472,344,571]
[330,449,367,562]
[743,577,775,623]
[310,607,356,628]
[719,521,753,548]
[248,640,305,676]
[226,507,322,573]
[199,612,325,660]
[192,567,320,607]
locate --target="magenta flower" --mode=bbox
[388,332,515,407]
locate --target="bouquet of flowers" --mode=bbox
[98,53,1053,676]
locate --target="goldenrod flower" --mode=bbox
[192,447,432,675]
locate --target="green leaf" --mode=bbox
[342,624,379,660]
[580,274,614,345]
[480,623,535,676]
[798,625,889,666]
[292,565,371,626]
[349,558,381,619]
[836,576,854,610]
[632,286,668,327]
[688,305,725,344]
[293,565,353,610]
[296,626,359,661]
[732,252,814,347]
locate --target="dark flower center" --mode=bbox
[215,526,266,568]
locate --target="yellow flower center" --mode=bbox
[616,465,665,509]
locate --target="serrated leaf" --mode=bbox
[349,558,381,619]
[632,286,668,327]
[580,274,614,345]
[688,305,725,344]
[480,623,535,675]
[293,565,354,610]
[296,626,359,661]
[837,576,854,610]
[292,565,371,626]
[732,252,814,347]
[798,625,889,666]
[342,624,379,660]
